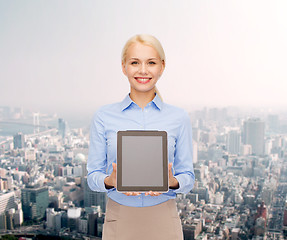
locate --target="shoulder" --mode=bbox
[92,101,122,121]
[162,102,190,119]
[161,102,192,130]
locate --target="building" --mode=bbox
[267,114,279,133]
[0,192,23,230]
[58,118,68,138]
[240,144,252,156]
[193,140,198,164]
[243,118,265,156]
[255,217,266,236]
[283,200,287,226]
[67,207,81,231]
[255,201,267,227]
[21,185,49,220]
[46,208,57,229]
[13,209,23,227]
[0,213,6,230]
[0,177,13,191]
[183,219,202,240]
[13,132,25,149]
[227,130,241,155]
[231,228,240,240]
[0,191,17,214]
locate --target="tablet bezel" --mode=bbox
[117,130,168,192]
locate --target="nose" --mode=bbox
[139,63,148,75]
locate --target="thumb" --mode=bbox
[168,163,173,178]
[168,163,172,172]
[112,162,117,172]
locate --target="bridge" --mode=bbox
[0,127,58,146]
[0,121,54,129]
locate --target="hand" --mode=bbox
[144,163,179,196]
[168,163,179,189]
[104,163,117,189]
[104,163,179,193]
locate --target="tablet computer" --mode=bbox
[117,130,168,192]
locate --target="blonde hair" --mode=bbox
[121,34,165,100]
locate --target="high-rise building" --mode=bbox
[265,139,272,155]
[58,118,68,138]
[86,210,104,237]
[0,192,23,230]
[243,119,265,156]
[192,140,198,164]
[6,209,14,230]
[255,202,267,224]
[46,208,56,229]
[0,213,6,230]
[13,132,25,149]
[192,128,200,142]
[13,209,23,227]
[267,114,279,133]
[21,185,49,220]
[283,199,287,227]
[227,130,241,155]
[67,208,81,231]
[0,192,17,214]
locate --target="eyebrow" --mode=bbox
[128,57,159,61]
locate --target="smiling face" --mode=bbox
[122,42,165,96]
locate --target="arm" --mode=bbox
[87,111,110,192]
[172,111,195,194]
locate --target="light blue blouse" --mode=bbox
[87,93,194,207]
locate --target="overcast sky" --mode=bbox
[1,0,287,117]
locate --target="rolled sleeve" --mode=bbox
[87,171,109,192]
[87,111,109,192]
[173,111,195,194]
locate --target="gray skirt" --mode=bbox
[103,198,183,240]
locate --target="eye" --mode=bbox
[131,61,138,65]
[148,61,156,65]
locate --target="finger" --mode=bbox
[145,191,161,196]
[130,192,140,196]
[124,192,141,196]
[153,192,162,196]
[145,191,152,196]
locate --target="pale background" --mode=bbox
[1,0,287,118]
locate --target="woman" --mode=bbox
[87,34,194,240]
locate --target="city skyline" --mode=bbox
[1,0,287,116]
[1,103,287,238]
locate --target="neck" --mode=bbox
[129,89,156,109]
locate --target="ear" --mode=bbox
[122,61,127,76]
[160,60,165,75]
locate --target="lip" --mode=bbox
[134,77,152,84]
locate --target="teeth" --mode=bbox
[137,78,150,82]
